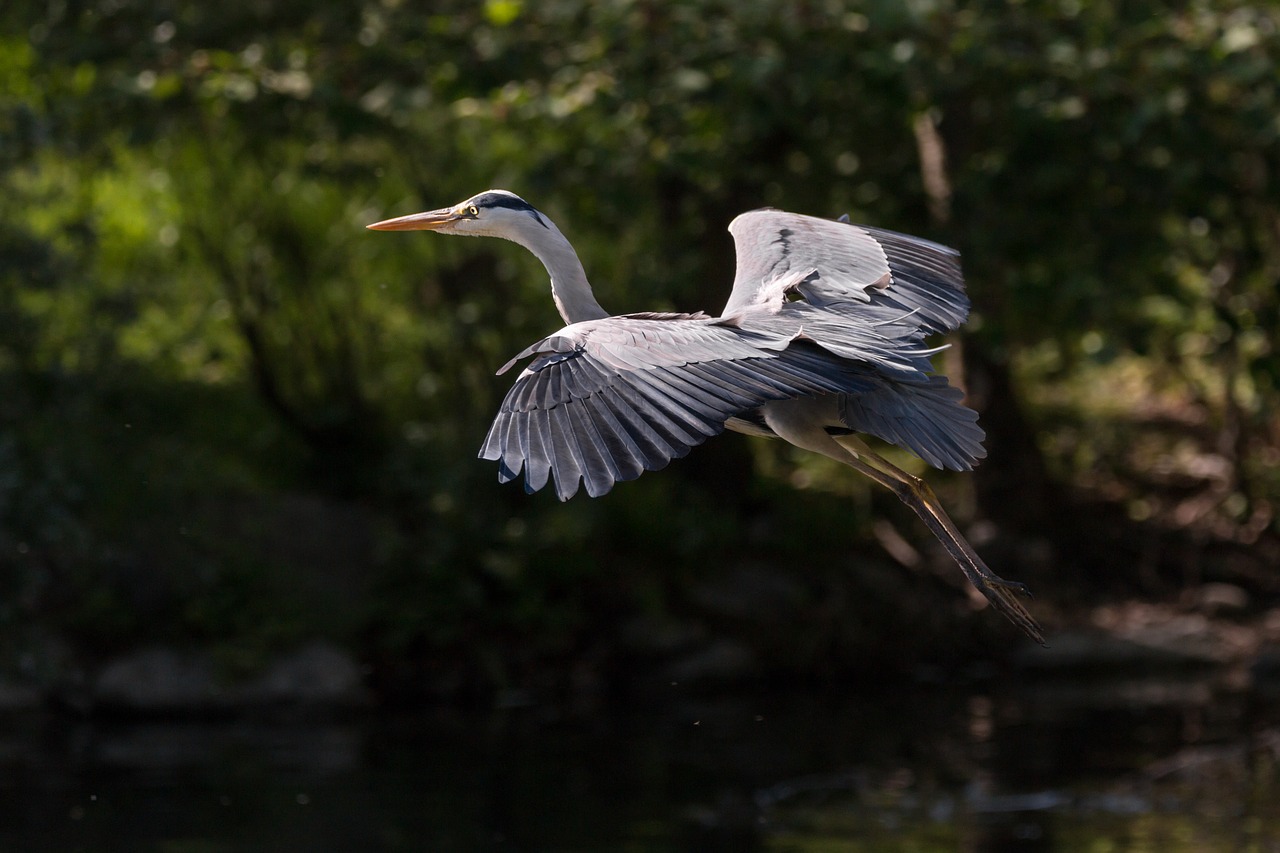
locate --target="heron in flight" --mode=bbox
[368,190,1043,643]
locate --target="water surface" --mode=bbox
[1,673,1276,851]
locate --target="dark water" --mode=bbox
[1,674,1277,851]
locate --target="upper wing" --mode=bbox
[479,314,871,500]
[724,210,969,335]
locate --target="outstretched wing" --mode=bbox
[724,210,969,335]
[479,314,871,500]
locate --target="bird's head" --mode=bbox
[367,189,550,240]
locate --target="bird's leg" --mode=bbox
[832,435,1045,645]
[836,437,1028,591]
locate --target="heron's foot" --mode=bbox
[983,574,1034,598]
[974,575,1045,646]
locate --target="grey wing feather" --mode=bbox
[722,209,984,471]
[724,209,969,335]
[838,375,986,471]
[480,316,854,500]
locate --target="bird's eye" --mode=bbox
[468,205,479,217]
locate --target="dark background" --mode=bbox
[2,0,1278,706]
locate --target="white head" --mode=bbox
[369,189,607,322]
[367,189,553,242]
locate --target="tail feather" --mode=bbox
[839,377,985,471]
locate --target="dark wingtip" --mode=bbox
[497,458,520,483]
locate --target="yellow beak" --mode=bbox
[366,207,460,231]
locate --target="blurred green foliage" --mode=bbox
[1,0,1277,689]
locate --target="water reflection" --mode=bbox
[0,673,1276,851]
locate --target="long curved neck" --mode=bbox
[506,217,608,324]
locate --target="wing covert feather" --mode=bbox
[725,210,969,335]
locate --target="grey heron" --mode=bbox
[369,190,1044,644]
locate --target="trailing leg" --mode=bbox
[834,435,1044,644]
[761,399,1044,644]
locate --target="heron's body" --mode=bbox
[369,190,1044,643]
